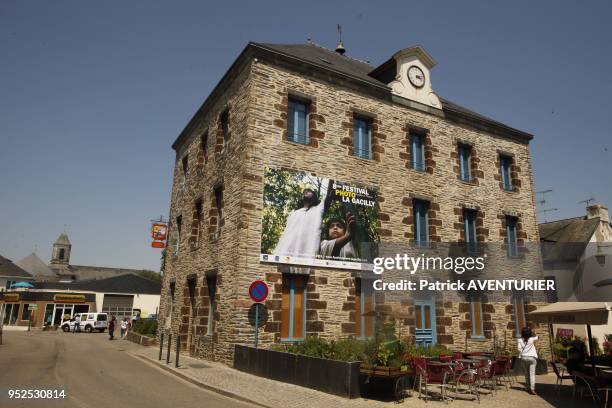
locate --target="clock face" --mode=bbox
[408,65,425,88]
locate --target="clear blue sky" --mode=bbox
[1,0,610,272]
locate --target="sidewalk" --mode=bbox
[130,344,575,408]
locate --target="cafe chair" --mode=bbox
[572,372,601,403]
[550,361,573,395]
[422,362,452,403]
[454,365,481,403]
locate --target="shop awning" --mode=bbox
[529,302,612,325]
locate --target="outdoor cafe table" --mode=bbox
[428,361,453,366]
[456,359,480,367]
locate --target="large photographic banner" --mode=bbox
[260,167,379,270]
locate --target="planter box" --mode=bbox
[360,364,413,377]
[233,344,361,398]
[125,331,156,346]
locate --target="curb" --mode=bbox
[131,353,273,408]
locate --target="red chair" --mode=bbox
[421,362,452,403]
[496,356,514,387]
[440,354,452,363]
[452,352,464,361]
[411,357,428,397]
[454,363,481,403]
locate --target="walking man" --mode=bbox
[73,314,81,333]
[108,315,116,340]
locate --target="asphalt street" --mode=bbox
[0,330,252,408]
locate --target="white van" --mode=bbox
[61,313,108,333]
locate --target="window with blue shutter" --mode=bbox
[500,155,513,191]
[506,216,519,257]
[281,274,307,341]
[513,298,525,337]
[470,301,484,338]
[410,132,425,171]
[458,145,472,182]
[355,278,375,339]
[413,200,429,247]
[353,117,372,160]
[287,98,309,144]
[464,209,477,253]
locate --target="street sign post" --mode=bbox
[248,280,268,348]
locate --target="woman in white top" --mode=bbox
[517,327,539,394]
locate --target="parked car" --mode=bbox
[61,313,108,333]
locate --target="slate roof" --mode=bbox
[0,255,33,278]
[174,41,534,150]
[539,217,600,243]
[16,253,55,277]
[256,43,383,87]
[54,233,71,246]
[253,42,532,140]
[32,273,161,295]
[538,217,601,262]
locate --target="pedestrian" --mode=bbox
[120,318,128,338]
[131,310,140,328]
[73,314,81,333]
[108,315,116,340]
[518,327,539,395]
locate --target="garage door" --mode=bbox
[102,294,134,320]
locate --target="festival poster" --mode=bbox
[260,167,379,270]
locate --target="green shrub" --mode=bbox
[133,319,158,336]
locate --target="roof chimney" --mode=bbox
[587,204,609,223]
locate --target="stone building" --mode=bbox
[159,41,550,364]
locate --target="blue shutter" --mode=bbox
[514,299,525,337]
[288,99,309,144]
[507,217,518,257]
[464,210,477,252]
[501,156,512,190]
[459,146,471,181]
[354,118,372,159]
[414,200,429,246]
[411,133,425,171]
[353,118,362,157]
[471,302,484,338]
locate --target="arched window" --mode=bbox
[59,248,65,260]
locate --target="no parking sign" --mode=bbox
[248,280,268,303]
[248,280,268,348]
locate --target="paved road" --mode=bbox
[0,330,252,408]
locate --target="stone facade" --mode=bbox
[159,43,550,365]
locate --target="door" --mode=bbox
[186,278,197,356]
[414,299,437,346]
[102,295,134,320]
[2,303,19,325]
[53,304,74,325]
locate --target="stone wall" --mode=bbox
[160,55,547,365]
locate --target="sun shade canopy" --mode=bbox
[529,302,612,325]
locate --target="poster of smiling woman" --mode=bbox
[260,167,380,270]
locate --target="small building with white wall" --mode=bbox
[539,204,612,348]
[1,273,161,328]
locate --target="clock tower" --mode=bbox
[370,45,441,110]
